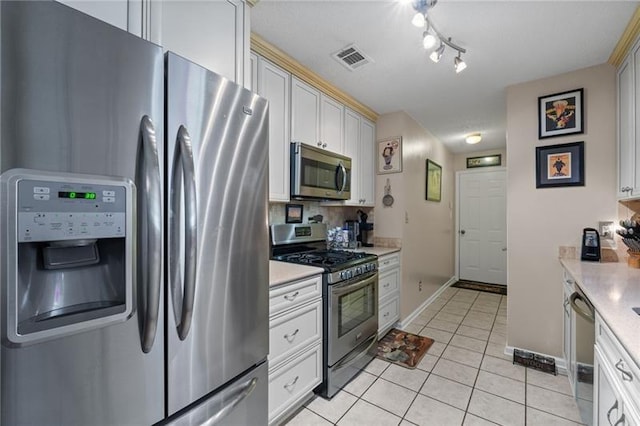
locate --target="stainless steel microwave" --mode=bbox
[290,142,351,200]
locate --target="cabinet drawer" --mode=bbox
[596,314,640,408]
[378,296,399,337]
[270,275,321,316]
[379,268,399,300]
[269,343,322,423]
[269,300,322,368]
[378,253,400,272]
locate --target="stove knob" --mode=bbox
[347,270,353,279]
[355,266,362,275]
[364,264,370,272]
[340,271,346,280]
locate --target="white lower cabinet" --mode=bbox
[377,252,401,338]
[268,274,322,425]
[594,313,640,425]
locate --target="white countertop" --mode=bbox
[560,258,640,369]
[355,246,401,257]
[269,260,323,288]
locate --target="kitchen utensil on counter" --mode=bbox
[383,179,394,207]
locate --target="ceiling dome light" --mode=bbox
[429,43,445,63]
[422,32,437,49]
[454,54,467,73]
[412,12,426,27]
[465,133,482,144]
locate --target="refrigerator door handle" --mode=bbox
[200,377,258,426]
[139,115,163,353]
[170,125,198,340]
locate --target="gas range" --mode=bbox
[270,223,377,284]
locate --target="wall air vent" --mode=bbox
[331,44,372,71]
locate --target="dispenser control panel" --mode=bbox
[16,178,128,242]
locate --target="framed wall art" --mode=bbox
[466,154,502,168]
[538,88,584,139]
[426,159,442,202]
[285,203,303,223]
[377,136,403,174]
[535,141,584,188]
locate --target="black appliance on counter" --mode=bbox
[270,223,378,398]
[357,210,374,247]
[581,228,601,261]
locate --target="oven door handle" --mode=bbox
[333,332,378,373]
[331,272,377,297]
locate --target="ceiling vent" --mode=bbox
[331,44,372,71]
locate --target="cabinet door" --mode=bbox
[250,53,258,92]
[149,0,246,83]
[619,55,635,198]
[595,348,626,426]
[55,0,131,32]
[258,58,291,202]
[343,109,361,205]
[562,290,572,380]
[291,77,320,147]
[320,94,344,153]
[360,118,376,205]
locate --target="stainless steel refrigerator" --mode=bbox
[0,2,269,425]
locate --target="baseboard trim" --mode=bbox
[504,345,568,375]
[398,276,457,329]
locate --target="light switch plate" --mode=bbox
[599,221,614,241]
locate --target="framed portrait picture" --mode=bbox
[377,137,403,174]
[535,141,584,188]
[426,159,442,202]
[538,88,584,139]
[285,204,303,223]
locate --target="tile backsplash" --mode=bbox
[269,202,374,231]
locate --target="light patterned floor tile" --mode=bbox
[284,407,333,426]
[467,389,525,426]
[403,323,423,334]
[432,358,479,386]
[427,341,446,357]
[427,318,460,333]
[416,353,439,372]
[434,312,465,325]
[469,304,499,315]
[457,325,490,341]
[462,413,499,425]
[420,373,473,410]
[526,384,583,423]
[342,370,376,397]
[474,370,525,404]
[305,390,357,423]
[364,358,390,376]
[337,399,402,426]
[449,334,487,353]
[442,345,483,368]
[484,342,510,360]
[405,394,465,426]
[440,306,470,317]
[420,327,453,344]
[526,407,584,425]
[462,318,494,331]
[526,369,573,396]
[381,363,429,392]
[480,355,526,382]
[361,378,416,417]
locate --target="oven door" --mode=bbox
[327,271,378,365]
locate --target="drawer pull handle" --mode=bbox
[607,399,619,425]
[614,414,626,426]
[283,375,299,391]
[284,329,300,343]
[284,291,299,302]
[383,312,389,318]
[615,359,633,381]
[383,283,390,288]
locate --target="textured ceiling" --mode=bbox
[251,0,638,153]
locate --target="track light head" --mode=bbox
[412,12,426,27]
[429,43,445,63]
[454,53,467,73]
[422,32,437,49]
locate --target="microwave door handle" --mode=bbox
[171,126,198,341]
[139,116,163,353]
[336,162,347,192]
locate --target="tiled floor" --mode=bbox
[283,286,587,426]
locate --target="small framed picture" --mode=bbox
[426,159,442,202]
[285,204,303,223]
[535,141,584,188]
[377,137,403,174]
[466,154,502,168]
[538,88,584,139]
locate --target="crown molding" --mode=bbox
[250,33,378,122]
[609,5,640,67]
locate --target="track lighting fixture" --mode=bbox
[408,0,468,73]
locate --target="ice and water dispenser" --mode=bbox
[1,169,134,345]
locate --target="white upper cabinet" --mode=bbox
[343,109,361,205]
[257,58,291,202]
[319,94,344,154]
[291,77,321,148]
[55,0,136,34]
[617,36,640,199]
[359,118,376,205]
[146,0,247,84]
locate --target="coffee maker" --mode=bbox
[357,210,374,247]
[344,220,359,249]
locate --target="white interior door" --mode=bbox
[458,169,507,285]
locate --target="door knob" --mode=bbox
[460,230,466,235]
[502,247,507,252]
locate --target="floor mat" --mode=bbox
[376,328,434,369]
[452,280,507,295]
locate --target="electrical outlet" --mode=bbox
[599,221,614,241]
[418,280,422,292]
[405,212,409,224]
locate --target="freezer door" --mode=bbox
[166,52,269,415]
[0,2,165,425]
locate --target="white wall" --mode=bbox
[375,111,455,319]
[506,63,618,357]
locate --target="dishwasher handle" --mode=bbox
[569,291,595,323]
